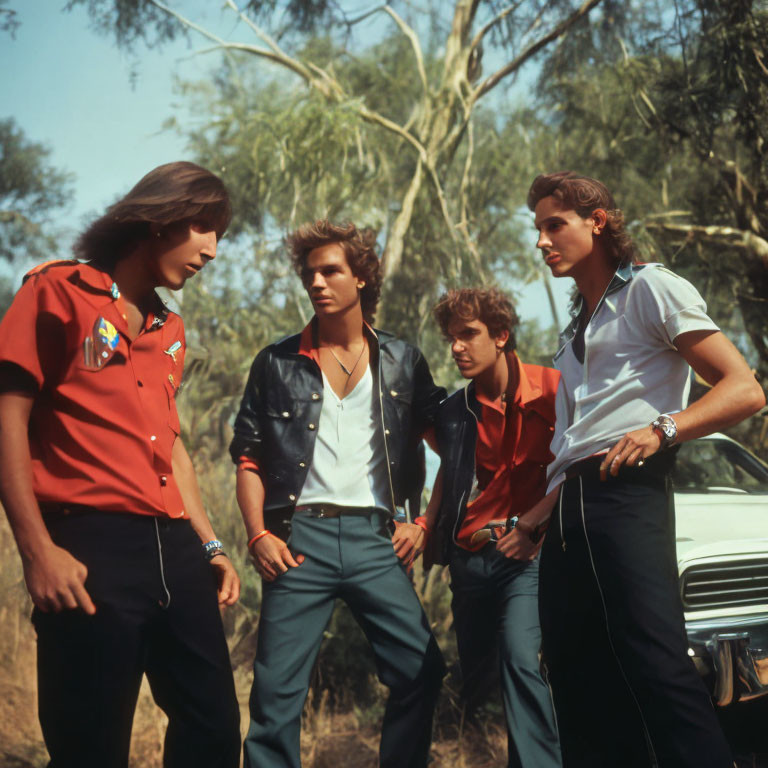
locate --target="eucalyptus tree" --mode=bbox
[67,0,606,333]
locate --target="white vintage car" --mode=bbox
[673,433,768,706]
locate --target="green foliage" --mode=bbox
[0,118,73,263]
[0,0,19,37]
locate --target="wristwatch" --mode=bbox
[650,414,678,449]
[513,516,547,544]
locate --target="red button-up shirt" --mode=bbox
[0,260,187,518]
[457,355,560,551]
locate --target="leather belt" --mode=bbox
[293,503,381,518]
[564,455,604,481]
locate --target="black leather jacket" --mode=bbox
[428,383,482,566]
[230,324,445,527]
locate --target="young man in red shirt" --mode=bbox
[425,288,562,768]
[0,162,241,768]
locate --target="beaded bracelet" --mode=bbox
[205,547,227,561]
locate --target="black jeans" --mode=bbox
[33,510,240,768]
[539,456,732,768]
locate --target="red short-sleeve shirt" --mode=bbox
[0,260,187,518]
[456,356,560,550]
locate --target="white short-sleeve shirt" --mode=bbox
[546,263,719,491]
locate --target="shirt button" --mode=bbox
[160,476,167,486]
[299,462,306,468]
[311,392,320,400]
[282,411,290,418]
[289,494,296,501]
[390,390,398,397]
[137,380,144,387]
[150,435,157,441]
[308,423,316,430]
[384,429,390,436]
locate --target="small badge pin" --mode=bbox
[164,340,182,363]
[110,282,120,300]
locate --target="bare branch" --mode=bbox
[382,158,424,281]
[469,1,524,53]
[225,0,286,57]
[455,119,486,277]
[148,0,428,160]
[383,5,429,96]
[473,0,604,102]
[646,221,768,268]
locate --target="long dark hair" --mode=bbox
[527,171,636,267]
[74,161,231,268]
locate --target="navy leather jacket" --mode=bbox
[428,383,483,566]
[230,323,445,528]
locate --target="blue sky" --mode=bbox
[0,1,572,320]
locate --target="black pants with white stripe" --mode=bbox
[539,455,732,768]
[33,509,240,768]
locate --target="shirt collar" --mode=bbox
[558,261,637,352]
[75,262,169,330]
[298,316,377,364]
[469,352,547,419]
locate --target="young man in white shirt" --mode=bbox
[230,220,446,768]
[521,171,765,767]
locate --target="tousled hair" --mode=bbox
[527,171,636,267]
[287,220,382,322]
[74,161,231,267]
[433,287,519,352]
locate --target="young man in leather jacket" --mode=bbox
[230,220,446,768]
[423,288,562,768]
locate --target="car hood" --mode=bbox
[675,492,768,563]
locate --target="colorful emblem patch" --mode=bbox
[83,316,121,369]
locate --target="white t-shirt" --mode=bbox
[297,366,391,511]
[547,264,719,491]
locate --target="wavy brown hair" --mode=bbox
[287,219,382,322]
[527,171,636,267]
[433,287,520,352]
[75,161,231,268]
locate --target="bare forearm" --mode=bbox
[519,487,559,527]
[424,466,443,532]
[0,394,53,560]
[236,468,267,539]
[674,330,765,443]
[171,438,216,543]
[674,373,765,443]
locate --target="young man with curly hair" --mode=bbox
[230,220,446,768]
[526,171,765,767]
[425,287,562,768]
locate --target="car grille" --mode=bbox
[681,558,768,611]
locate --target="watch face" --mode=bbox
[653,415,677,445]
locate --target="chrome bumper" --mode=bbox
[685,615,768,706]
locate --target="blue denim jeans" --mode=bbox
[450,545,562,768]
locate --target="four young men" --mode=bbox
[1,166,764,767]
